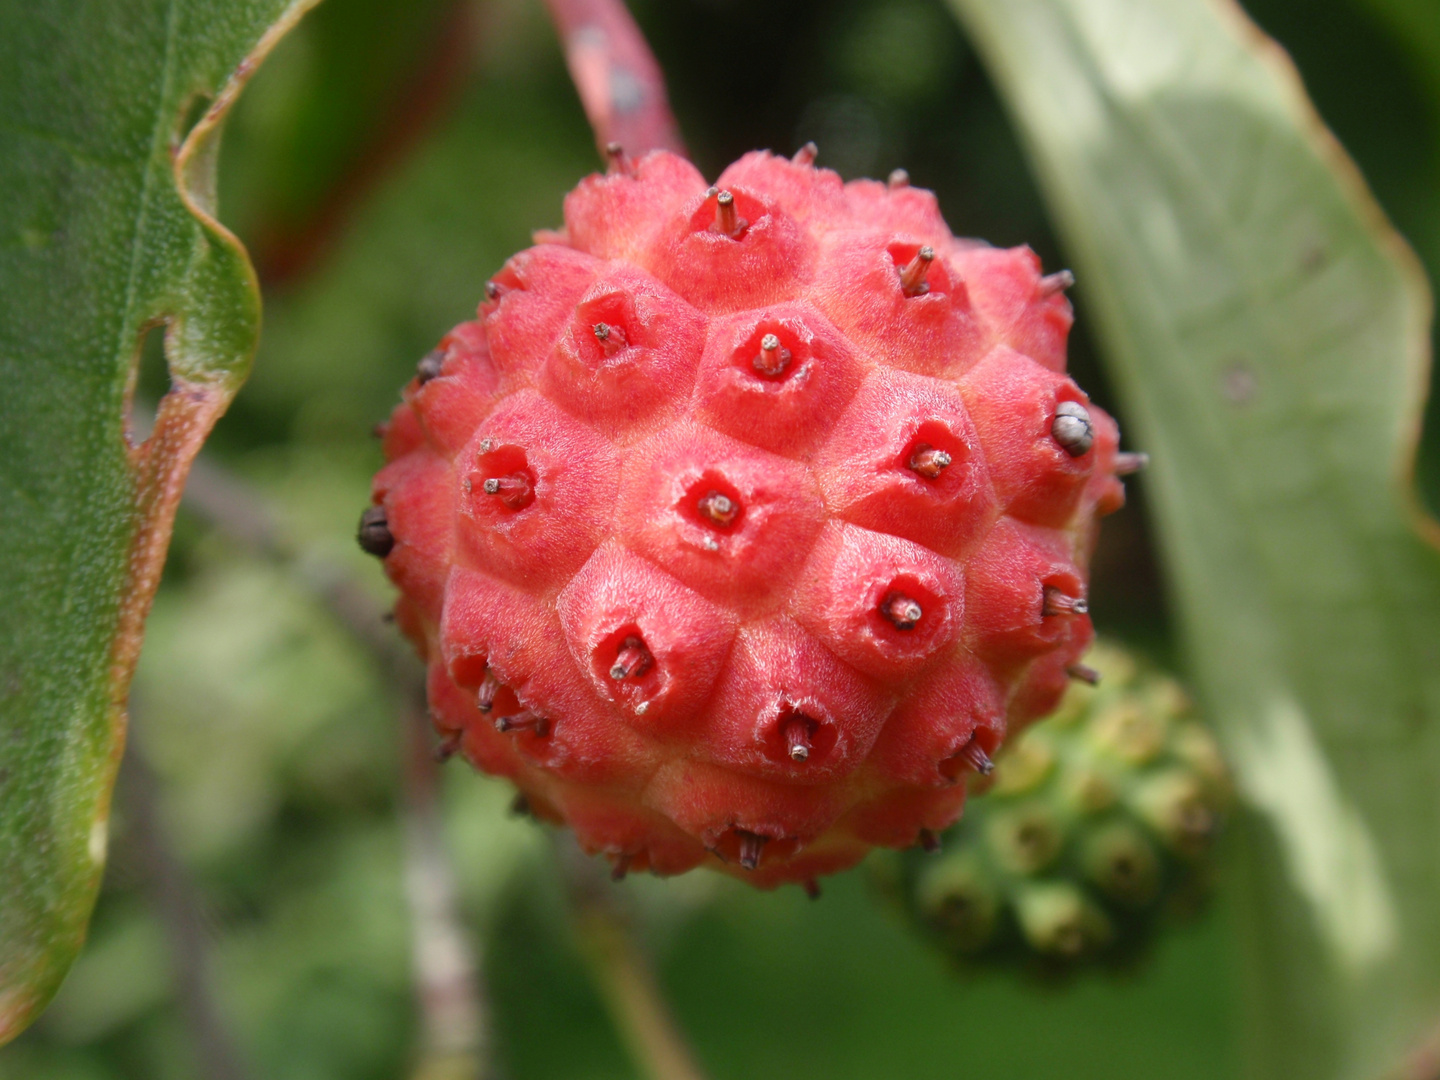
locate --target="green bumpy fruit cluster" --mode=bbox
[879,642,1230,968]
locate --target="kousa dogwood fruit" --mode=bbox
[360,145,1143,891]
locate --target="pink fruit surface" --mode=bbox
[364,149,1130,890]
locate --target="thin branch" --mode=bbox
[119,709,255,1080]
[402,695,493,1080]
[556,836,708,1080]
[541,0,685,160]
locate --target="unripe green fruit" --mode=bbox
[914,852,1001,951]
[877,640,1230,969]
[1013,881,1112,959]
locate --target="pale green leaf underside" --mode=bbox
[0,0,315,1043]
[946,0,1440,1076]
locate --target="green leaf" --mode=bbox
[945,0,1440,1076]
[0,0,318,1043]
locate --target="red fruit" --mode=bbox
[366,149,1134,888]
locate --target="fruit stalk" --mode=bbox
[404,695,493,1080]
[559,836,710,1080]
[542,0,686,159]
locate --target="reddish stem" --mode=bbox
[402,696,493,1079]
[542,0,685,160]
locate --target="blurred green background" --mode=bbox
[3,0,1434,1076]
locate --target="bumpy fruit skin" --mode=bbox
[369,149,1131,888]
[877,642,1230,966]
